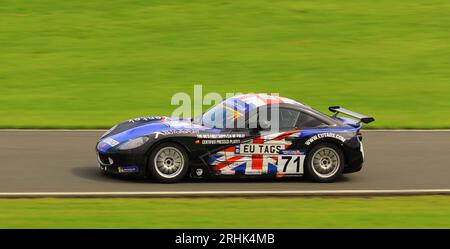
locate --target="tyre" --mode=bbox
[305,143,344,183]
[148,142,189,183]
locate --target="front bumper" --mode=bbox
[96,143,148,176]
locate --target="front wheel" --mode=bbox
[148,143,188,183]
[305,143,344,183]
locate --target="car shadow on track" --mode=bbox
[184,176,350,184]
[72,166,149,183]
[72,166,350,184]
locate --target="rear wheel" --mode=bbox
[148,143,188,183]
[305,143,344,183]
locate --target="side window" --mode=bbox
[253,108,300,130]
[279,109,301,129]
[254,108,324,130]
[297,112,326,128]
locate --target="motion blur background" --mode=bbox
[1,0,450,229]
[1,0,450,128]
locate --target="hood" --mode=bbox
[102,116,207,142]
[104,116,168,138]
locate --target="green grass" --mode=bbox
[1,0,450,128]
[0,196,450,228]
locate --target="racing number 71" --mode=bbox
[281,156,300,172]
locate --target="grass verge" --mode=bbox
[0,196,449,228]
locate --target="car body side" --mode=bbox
[96,103,364,178]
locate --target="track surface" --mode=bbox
[0,130,449,193]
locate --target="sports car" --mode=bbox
[96,94,374,183]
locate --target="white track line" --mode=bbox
[1,189,450,198]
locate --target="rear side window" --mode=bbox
[297,112,326,128]
[253,107,326,130]
[253,108,300,130]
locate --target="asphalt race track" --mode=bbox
[0,130,449,196]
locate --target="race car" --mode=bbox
[96,94,374,183]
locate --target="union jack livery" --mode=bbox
[209,130,301,176]
[96,94,374,183]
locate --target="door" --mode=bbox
[261,108,304,175]
[231,107,303,175]
[205,129,255,175]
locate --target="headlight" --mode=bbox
[117,136,150,150]
[101,124,118,139]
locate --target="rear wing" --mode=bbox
[328,106,375,124]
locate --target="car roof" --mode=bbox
[223,93,307,112]
[220,94,340,126]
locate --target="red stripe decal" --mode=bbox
[273,130,300,140]
[212,156,243,170]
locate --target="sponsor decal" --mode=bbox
[102,137,119,147]
[280,150,302,155]
[154,129,199,139]
[305,132,346,146]
[235,145,241,154]
[201,139,241,145]
[166,119,203,128]
[237,144,284,155]
[245,169,263,175]
[118,166,139,173]
[128,116,164,123]
[197,133,246,139]
[220,170,235,175]
[195,168,203,176]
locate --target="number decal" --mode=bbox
[282,156,291,172]
[277,155,304,174]
[294,156,300,172]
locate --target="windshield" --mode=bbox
[196,103,244,129]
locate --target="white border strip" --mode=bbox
[1,189,450,198]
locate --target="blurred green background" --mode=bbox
[1,0,449,128]
[1,196,450,228]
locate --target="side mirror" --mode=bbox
[257,120,271,130]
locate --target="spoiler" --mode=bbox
[328,106,375,124]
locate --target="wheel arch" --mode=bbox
[304,137,347,164]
